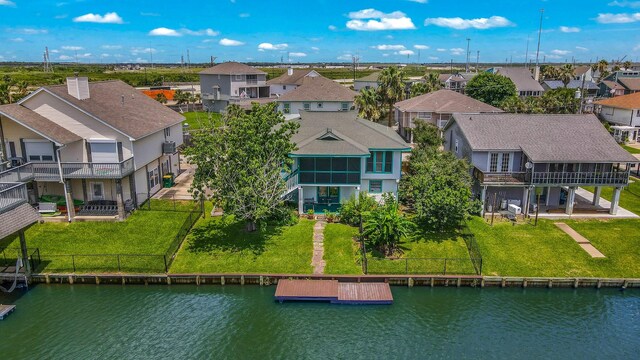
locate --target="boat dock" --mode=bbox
[0,304,16,320]
[274,279,393,304]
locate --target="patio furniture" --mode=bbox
[37,202,57,214]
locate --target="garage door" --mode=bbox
[90,141,118,163]
[24,140,54,162]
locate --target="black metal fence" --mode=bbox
[163,205,202,268]
[460,222,484,275]
[365,257,478,275]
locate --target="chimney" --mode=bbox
[66,76,90,100]
[287,67,293,76]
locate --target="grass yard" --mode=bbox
[468,217,640,278]
[622,145,640,154]
[583,181,640,215]
[0,204,195,273]
[170,215,314,274]
[323,223,361,275]
[182,111,221,130]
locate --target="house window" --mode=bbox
[317,102,323,109]
[417,112,431,119]
[455,140,459,154]
[234,74,243,81]
[366,151,393,173]
[283,103,290,114]
[341,102,349,111]
[303,103,310,111]
[489,152,511,173]
[637,109,640,117]
[501,153,510,172]
[90,182,104,200]
[164,127,171,138]
[283,85,287,90]
[148,168,159,189]
[490,153,499,172]
[298,157,361,184]
[369,180,383,193]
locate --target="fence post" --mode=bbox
[72,255,76,273]
[117,255,121,272]
[163,255,168,273]
[405,259,408,274]
[443,258,447,275]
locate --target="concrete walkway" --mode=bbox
[554,223,606,258]
[153,161,196,201]
[538,187,638,219]
[312,221,326,274]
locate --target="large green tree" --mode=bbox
[465,72,517,107]
[377,66,406,127]
[558,64,575,87]
[363,194,414,256]
[186,102,299,231]
[354,88,382,121]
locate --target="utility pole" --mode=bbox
[525,35,530,69]
[476,51,480,73]
[534,8,544,81]
[187,49,191,70]
[352,55,359,82]
[466,38,471,73]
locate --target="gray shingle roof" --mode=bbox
[355,72,381,82]
[266,70,317,86]
[449,113,637,163]
[199,62,266,75]
[394,89,503,113]
[290,111,409,156]
[492,67,544,92]
[0,103,82,145]
[277,76,358,102]
[0,203,39,240]
[542,80,599,90]
[43,80,185,140]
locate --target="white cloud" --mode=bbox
[54,14,67,19]
[149,27,181,36]
[634,44,640,51]
[424,16,513,30]
[239,13,250,18]
[608,1,640,8]
[436,48,446,52]
[450,48,464,55]
[73,12,124,24]
[576,46,589,51]
[408,0,427,3]
[559,26,581,33]
[130,47,157,55]
[373,44,406,50]
[337,54,352,60]
[9,37,23,42]
[289,52,307,57]
[414,44,429,50]
[0,0,16,6]
[258,43,288,50]
[101,45,122,50]
[396,50,414,55]
[596,13,640,23]
[382,53,390,57]
[346,8,416,31]
[219,38,244,46]
[62,45,83,51]
[311,46,320,51]
[59,55,73,60]
[551,49,571,55]
[100,53,110,57]
[181,28,219,36]
[328,25,337,31]
[15,28,48,35]
[428,56,439,60]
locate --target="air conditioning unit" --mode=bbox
[162,141,176,154]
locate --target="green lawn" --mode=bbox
[468,217,640,278]
[324,223,361,274]
[0,203,195,273]
[170,215,314,274]
[622,144,640,154]
[583,181,640,215]
[182,111,221,130]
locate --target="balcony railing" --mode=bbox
[0,182,28,213]
[283,169,299,197]
[531,171,629,186]
[0,163,35,183]
[32,157,135,181]
[474,168,526,184]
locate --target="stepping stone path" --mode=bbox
[312,221,326,274]
[554,222,606,258]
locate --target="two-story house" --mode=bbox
[0,77,184,221]
[283,111,410,213]
[542,79,599,112]
[598,71,640,98]
[595,92,640,143]
[353,72,381,92]
[276,76,358,115]
[486,67,544,97]
[395,89,503,142]
[444,113,637,216]
[199,62,270,112]
[438,73,477,93]
[267,68,320,97]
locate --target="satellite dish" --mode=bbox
[525,162,533,169]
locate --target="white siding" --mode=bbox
[278,101,353,115]
[600,106,635,126]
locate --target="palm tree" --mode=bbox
[363,196,414,257]
[409,82,429,98]
[377,66,406,127]
[354,88,381,121]
[424,72,442,92]
[623,60,632,70]
[594,59,609,81]
[541,66,559,81]
[558,64,575,87]
[155,93,168,104]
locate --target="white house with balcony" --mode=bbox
[199,62,270,112]
[0,77,184,221]
[444,113,637,216]
[267,68,320,97]
[282,111,410,214]
[276,76,358,115]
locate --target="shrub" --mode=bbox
[340,191,379,227]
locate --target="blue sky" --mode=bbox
[1,0,640,64]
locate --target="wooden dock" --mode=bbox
[274,279,393,304]
[0,304,16,320]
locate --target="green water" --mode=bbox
[1,285,639,359]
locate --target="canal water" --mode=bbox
[0,285,638,359]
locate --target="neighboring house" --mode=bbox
[444,113,636,216]
[487,67,544,97]
[0,77,184,221]
[199,62,270,112]
[598,71,640,97]
[394,89,503,142]
[276,76,358,115]
[268,68,320,97]
[541,79,599,112]
[438,73,477,93]
[595,92,640,143]
[573,65,594,82]
[354,72,380,91]
[283,111,410,213]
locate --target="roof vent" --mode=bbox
[66,76,90,100]
[318,128,341,141]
